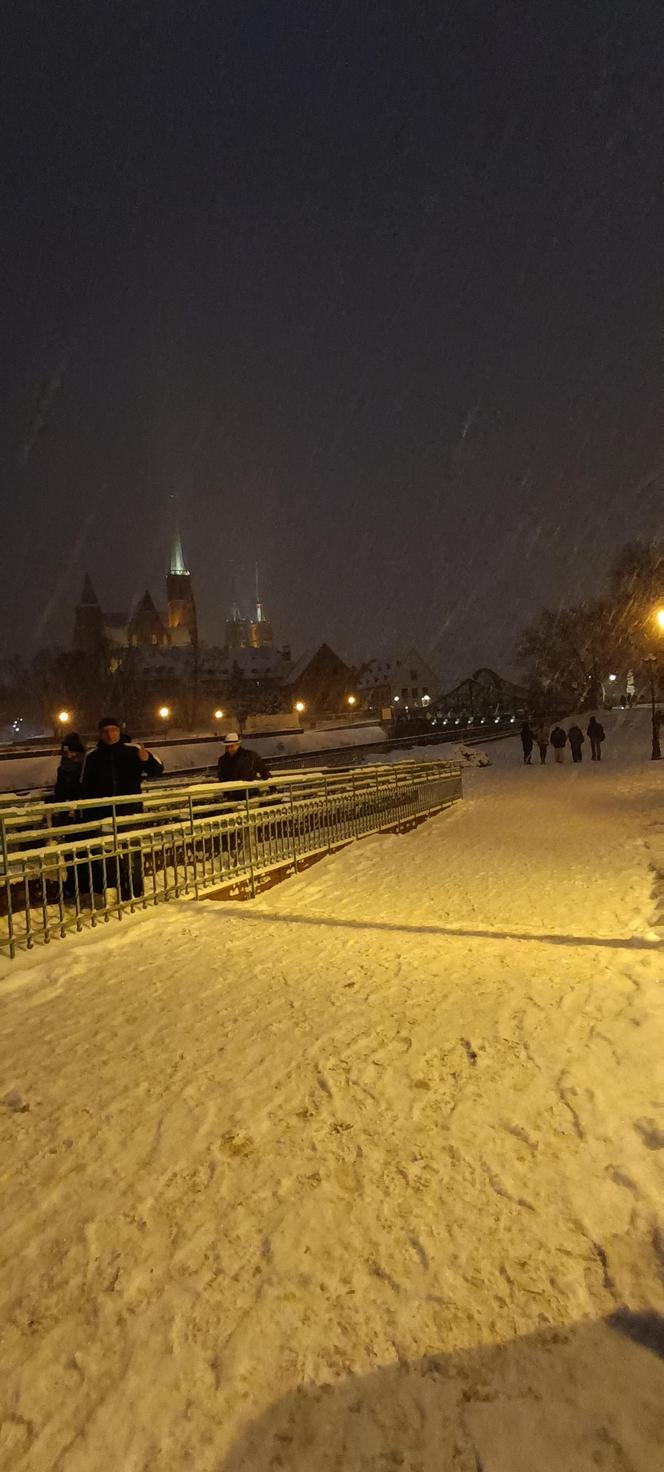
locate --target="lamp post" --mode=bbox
[158,705,171,735]
[56,709,72,741]
[645,657,660,761]
[294,700,305,714]
[647,606,664,761]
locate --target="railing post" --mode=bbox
[111,802,122,919]
[324,775,331,853]
[0,815,15,960]
[189,795,199,898]
[289,783,298,870]
[245,792,257,896]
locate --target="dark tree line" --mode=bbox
[517,540,663,711]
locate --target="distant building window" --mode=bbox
[410,669,418,680]
[401,687,408,700]
[412,688,418,699]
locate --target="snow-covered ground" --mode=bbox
[1,710,663,1470]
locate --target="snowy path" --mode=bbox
[1,718,663,1470]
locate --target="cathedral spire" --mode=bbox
[169,524,188,577]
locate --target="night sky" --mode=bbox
[2,0,662,681]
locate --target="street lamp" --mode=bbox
[56,709,71,739]
[346,694,357,707]
[213,708,224,722]
[295,700,305,713]
[158,705,171,724]
[647,605,664,760]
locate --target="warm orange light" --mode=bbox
[213,708,224,721]
[295,700,305,713]
[347,694,357,706]
[57,709,71,725]
[158,705,171,720]
[656,606,664,632]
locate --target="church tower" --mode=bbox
[166,525,197,645]
[73,574,106,653]
[247,565,273,649]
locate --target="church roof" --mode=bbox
[79,573,100,606]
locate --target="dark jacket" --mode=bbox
[216,745,270,786]
[550,726,567,749]
[520,723,534,750]
[53,752,85,804]
[587,718,605,741]
[568,725,584,748]
[80,741,164,819]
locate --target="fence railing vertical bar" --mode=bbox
[1,816,15,959]
[188,796,199,899]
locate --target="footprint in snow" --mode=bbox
[634,1118,664,1151]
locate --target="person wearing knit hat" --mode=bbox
[51,732,88,898]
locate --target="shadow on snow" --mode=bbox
[220,1310,664,1471]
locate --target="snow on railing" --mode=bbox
[0,760,463,959]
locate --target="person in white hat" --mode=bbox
[216,731,270,786]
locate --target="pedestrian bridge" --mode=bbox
[0,760,463,959]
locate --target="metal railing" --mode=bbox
[0,759,462,959]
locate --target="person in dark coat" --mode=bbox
[519,722,534,764]
[587,715,605,761]
[53,732,86,804]
[80,717,164,897]
[51,733,86,898]
[216,732,270,787]
[550,725,567,763]
[568,724,585,763]
[534,723,549,764]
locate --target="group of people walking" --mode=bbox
[520,716,606,766]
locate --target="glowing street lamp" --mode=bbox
[158,705,171,722]
[655,607,664,633]
[294,700,305,714]
[213,708,224,722]
[57,709,71,726]
[347,694,357,706]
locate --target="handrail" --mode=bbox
[0,759,463,959]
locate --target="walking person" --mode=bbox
[587,715,605,762]
[550,725,567,764]
[534,723,549,764]
[568,723,585,763]
[80,717,164,899]
[519,721,534,765]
